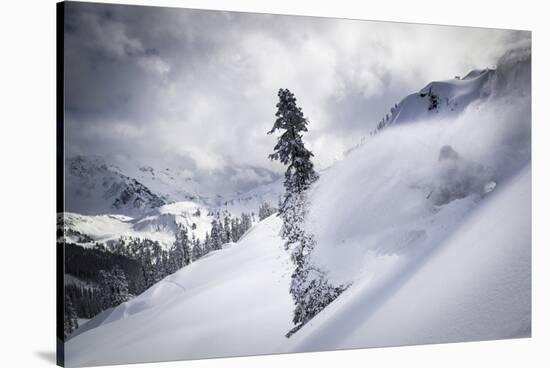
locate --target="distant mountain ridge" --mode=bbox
[371,42,530,135]
[64,155,283,217]
[371,68,494,134]
[65,156,166,217]
[62,155,284,251]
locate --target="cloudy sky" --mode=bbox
[63,2,529,194]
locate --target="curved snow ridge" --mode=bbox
[131,201,212,240]
[390,68,493,126]
[102,280,188,327]
[65,215,295,367]
[290,165,531,351]
[69,273,193,340]
[373,45,530,136]
[462,68,490,80]
[61,201,214,249]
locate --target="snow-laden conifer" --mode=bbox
[268,88,345,337]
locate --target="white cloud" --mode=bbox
[64,3,530,192]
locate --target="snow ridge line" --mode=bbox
[162,279,187,291]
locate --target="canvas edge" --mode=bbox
[56,1,66,367]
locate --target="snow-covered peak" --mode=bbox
[65,155,166,217]
[61,201,214,250]
[120,162,209,205]
[375,68,493,131]
[65,154,282,218]
[130,201,212,241]
[372,44,530,135]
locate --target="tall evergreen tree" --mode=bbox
[259,202,277,220]
[151,241,165,283]
[64,296,79,338]
[240,213,252,235]
[268,88,344,337]
[210,219,223,250]
[140,245,156,288]
[160,249,170,277]
[223,215,231,244]
[192,235,203,261]
[268,88,318,202]
[203,232,212,254]
[268,88,318,247]
[231,217,240,242]
[169,225,191,272]
[181,228,191,266]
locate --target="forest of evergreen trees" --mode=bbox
[63,209,257,338]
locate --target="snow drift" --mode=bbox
[65,215,295,367]
[292,164,531,351]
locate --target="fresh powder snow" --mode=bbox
[63,43,531,367]
[65,215,296,366]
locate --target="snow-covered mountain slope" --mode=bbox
[65,45,530,366]
[65,154,282,218]
[62,155,282,248]
[389,68,493,126]
[65,215,295,367]
[373,42,530,134]
[289,44,530,348]
[305,103,529,288]
[65,156,166,216]
[116,162,209,205]
[61,201,213,249]
[291,164,530,351]
[60,186,281,252]
[119,161,283,213]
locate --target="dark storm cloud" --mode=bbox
[63,2,530,193]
